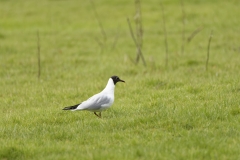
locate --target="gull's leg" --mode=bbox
[94,112,101,118]
[94,112,99,117]
[99,112,101,118]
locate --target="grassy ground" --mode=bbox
[1,0,240,159]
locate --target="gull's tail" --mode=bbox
[62,103,80,110]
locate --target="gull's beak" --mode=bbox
[119,79,125,83]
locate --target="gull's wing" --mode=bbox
[75,93,112,111]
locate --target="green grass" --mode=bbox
[1,0,240,159]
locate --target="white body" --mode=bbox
[73,78,115,112]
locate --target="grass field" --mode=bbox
[1,0,240,159]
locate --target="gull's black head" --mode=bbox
[111,76,125,85]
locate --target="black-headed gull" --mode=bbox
[63,75,125,118]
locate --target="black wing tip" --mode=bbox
[62,103,80,110]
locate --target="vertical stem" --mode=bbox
[127,18,146,66]
[111,25,120,51]
[37,30,41,80]
[181,0,185,55]
[161,3,168,68]
[206,30,213,71]
[135,0,144,64]
[127,0,146,66]
[90,0,107,41]
[90,0,106,54]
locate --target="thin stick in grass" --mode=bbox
[95,37,104,54]
[181,0,185,55]
[37,30,41,80]
[111,25,120,51]
[187,26,203,43]
[161,3,168,68]
[90,0,106,54]
[134,0,143,63]
[90,0,107,41]
[127,17,146,66]
[206,30,213,71]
